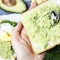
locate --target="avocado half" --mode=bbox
[0,0,26,13]
[21,0,60,54]
[0,20,17,60]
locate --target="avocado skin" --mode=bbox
[0,20,17,27]
[0,0,27,13]
[21,0,60,54]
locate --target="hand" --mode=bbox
[12,2,45,60]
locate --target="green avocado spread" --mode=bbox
[0,40,14,59]
[0,20,17,59]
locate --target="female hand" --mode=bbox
[12,2,45,60]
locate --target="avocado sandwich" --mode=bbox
[0,20,17,60]
[21,0,60,54]
[0,0,26,13]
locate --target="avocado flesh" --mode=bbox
[0,20,17,59]
[0,40,14,59]
[0,0,26,13]
[21,0,60,54]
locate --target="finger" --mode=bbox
[21,28,30,44]
[12,34,34,60]
[12,27,30,50]
[12,22,23,48]
[35,52,46,60]
[38,52,45,60]
[12,29,26,56]
[21,28,34,53]
[29,2,38,10]
[12,22,23,39]
[15,22,23,34]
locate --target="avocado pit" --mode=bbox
[2,0,16,6]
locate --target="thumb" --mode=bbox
[29,2,38,10]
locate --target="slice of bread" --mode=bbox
[21,0,60,54]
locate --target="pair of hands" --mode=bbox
[12,2,45,60]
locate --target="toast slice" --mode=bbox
[21,0,60,54]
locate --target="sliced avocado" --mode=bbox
[0,20,17,27]
[0,0,26,13]
[21,0,60,54]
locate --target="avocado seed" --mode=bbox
[2,0,16,6]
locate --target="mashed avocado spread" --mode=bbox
[0,40,14,58]
[0,20,17,59]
